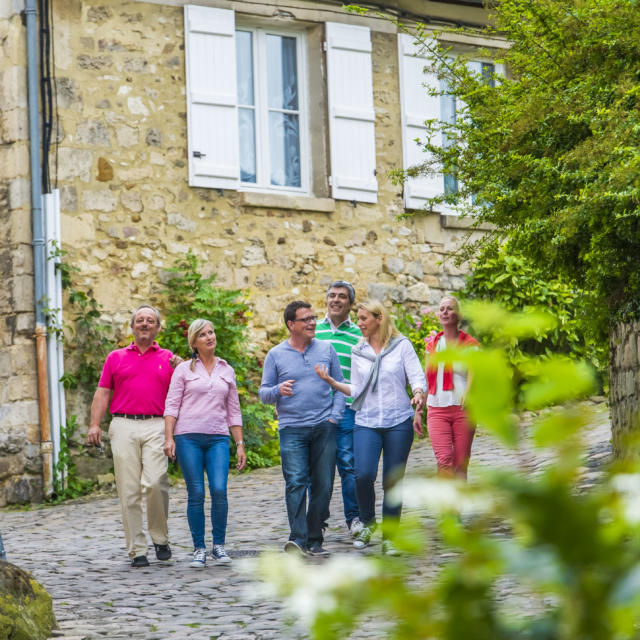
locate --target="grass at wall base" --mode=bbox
[254,303,640,640]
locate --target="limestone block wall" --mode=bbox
[0,5,43,506]
[610,321,640,458]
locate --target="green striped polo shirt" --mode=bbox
[315,316,362,405]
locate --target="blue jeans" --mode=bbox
[279,421,337,548]
[175,433,230,548]
[354,417,414,529]
[336,407,359,526]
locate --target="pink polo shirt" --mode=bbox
[98,342,174,415]
[164,358,243,436]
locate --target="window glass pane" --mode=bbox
[481,62,495,88]
[269,112,300,187]
[239,108,257,183]
[266,35,298,111]
[236,30,254,106]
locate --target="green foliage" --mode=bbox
[46,246,117,393]
[460,240,609,386]
[157,251,278,470]
[255,305,640,639]
[400,0,640,322]
[392,304,441,366]
[50,415,97,503]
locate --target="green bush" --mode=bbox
[392,304,441,367]
[460,241,608,390]
[157,251,278,470]
[255,303,640,640]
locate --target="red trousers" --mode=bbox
[426,405,475,480]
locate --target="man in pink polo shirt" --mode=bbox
[87,305,177,568]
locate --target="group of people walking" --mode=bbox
[87,281,478,568]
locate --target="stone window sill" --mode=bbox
[440,214,494,231]
[240,191,335,213]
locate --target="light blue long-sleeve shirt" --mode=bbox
[259,338,345,429]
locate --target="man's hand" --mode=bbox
[169,355,184,368]
[279,379,295,396]
[87,425,102,446]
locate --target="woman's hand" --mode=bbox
[163,437,176,461]
[413,409,424,437]
[236,445,247,471]
[315,364,333,386]
[411,389,425,412]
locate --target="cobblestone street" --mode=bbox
[1,403,612,640]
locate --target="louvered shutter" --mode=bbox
[398,33,443,211]
[326,22,378,203]
[184,5,239,189]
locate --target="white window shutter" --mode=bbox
[326,22,377,203]
[184,5,239,189]
[398,33,443,211]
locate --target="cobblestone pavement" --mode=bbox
[2,402,612,640]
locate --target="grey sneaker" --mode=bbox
[190,548,206,568]
[307,542,330,556]
[212,544,232,564]
[349,517,364,538]
[283,540,307,556]
[381,540,401,556]
[353,525,374,549]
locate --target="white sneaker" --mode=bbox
[190,548,206,568]
[353,525,374,549]
[349,517,364,538]
[381,540,401,556]
[212,544,232,564]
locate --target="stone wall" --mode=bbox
[0,3,43,506]
[610,320,640,458]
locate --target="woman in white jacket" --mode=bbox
[316,299,425,554]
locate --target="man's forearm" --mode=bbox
[89,387,111,428]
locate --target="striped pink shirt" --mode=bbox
[164,357,243,436]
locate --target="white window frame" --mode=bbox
[236,24,311,196]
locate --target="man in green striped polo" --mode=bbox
[315,280,363,537]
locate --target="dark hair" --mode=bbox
[327,280,356,304]
[284,301,311,327]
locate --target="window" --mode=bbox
[398,32,500,212]
[184,6,378,204]
[236,28,307,191]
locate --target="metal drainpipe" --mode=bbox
[26,0,54,498]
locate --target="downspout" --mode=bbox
[26,0,54,498]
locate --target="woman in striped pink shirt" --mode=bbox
[164,319,246,569]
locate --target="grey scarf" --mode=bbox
[351,336,404,411]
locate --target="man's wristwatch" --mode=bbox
[235,441,244,446]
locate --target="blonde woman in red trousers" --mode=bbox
[414,296,479,480]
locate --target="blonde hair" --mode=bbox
[357,299,399,348]
[439,295,461,313]
[187,318,215,371]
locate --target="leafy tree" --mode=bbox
[386,0,639,450]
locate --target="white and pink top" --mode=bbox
[164,357,242,435]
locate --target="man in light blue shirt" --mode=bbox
[260,301,345,555]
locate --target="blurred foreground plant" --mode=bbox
[253,303,640,639]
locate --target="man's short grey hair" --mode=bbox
[327,280,356,304]
[130,305,162,328]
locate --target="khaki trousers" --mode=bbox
[109,417,170,558]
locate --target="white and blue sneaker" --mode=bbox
[190,548,206,569]
[212,544,232,564]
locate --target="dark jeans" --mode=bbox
[354,417,414,530]
[279,421,337,548]
[336,407,359,526]
[175,433,230,548]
